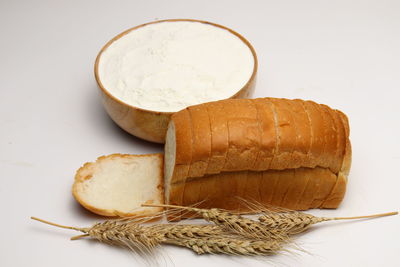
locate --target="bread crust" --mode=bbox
[170,109,193,176]
[302,101,326,168]
[260,169,280,205]
[310,168,337,208]
[287,99,313,168]
[223,99,260,171]
[269,98,298,170]
[166,112,192,218]
[73,153,164,217]
[187,105,212,178]
[205,101,229,174]
[169,98,349,175]
[179,167,346,212]
[321,173,348,208]
[281,168,307,209]
[296,168,319,210]
[270,170,293,207]
[252,98,276,170]
[243,171,262,208]
[337,110,352,175]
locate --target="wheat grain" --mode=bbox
[257,212,325,234]
[164,236,282,256]
[153,224,226,239]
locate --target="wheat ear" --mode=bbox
[142,204,288,241]
[258,211,398,235]
[235,198,398,235]
[31,217,163,255]
[164,236,282,256]
[31,216,226,239]
[152,224,227,239]
[31,217,244,254]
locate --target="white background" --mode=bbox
[1,0,399,266]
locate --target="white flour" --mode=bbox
[98,21,254,112]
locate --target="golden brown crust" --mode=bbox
[215,172,241,211]
[292,168,311,210]
[167,110,193,219]
[310,168,337,208]
[232,171,250,211]
[182,177,201,208]
[302,101,326,168]
[269,98,298,170]
[168,110,193,188]
[206,101,229,174]
[178,167,346,213]
[243,171,262,204]
[331,108,346,174]
[337,110,352,175]
[287,99,313,168]
[281,168,307,209]
[168,181,185,206]
[270,170,293,207]
[321,173,348,208]
[190,172,240,211]
[187,105,212,178]
[252,98,276,171]
[223,99,260,172]
[260,170,280,205]
[73,153,164,217]
[296,168,318,210]
[320,104,339,173]
[171,110,192,166]
[169,98,349,176]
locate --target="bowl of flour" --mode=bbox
[95,19,257,143]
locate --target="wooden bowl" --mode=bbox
[94,19,258,143]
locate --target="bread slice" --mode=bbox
[206,101,229,174]
[223,99,260,172]
[73,153,164,217]
[287,99,312,168]
[187,104,211,178]
[252,98,276,170]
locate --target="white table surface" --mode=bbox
[1,0,399,266]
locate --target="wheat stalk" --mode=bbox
[142,204,289,241]
[31,217,261,255]
[31,217,164,255]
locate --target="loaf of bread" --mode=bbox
[73,153,164,217]
[164,98,351,215]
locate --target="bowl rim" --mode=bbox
[94,18,258,115]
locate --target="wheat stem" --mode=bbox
[71,234,90,240]
[31,216,87,232]
[332,211,398,220]
[142,203,190,209]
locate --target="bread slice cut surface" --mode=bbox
[73,153,164,217]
